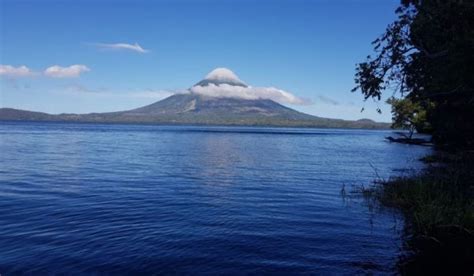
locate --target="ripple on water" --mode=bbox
[0,122,431,274]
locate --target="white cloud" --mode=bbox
[0,65,35,78]
[0,64,91,79]
[190,83,310,105]
[44,65,90,78]
[94,42,149,53]
[205,68,244,83]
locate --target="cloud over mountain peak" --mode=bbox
[190,68,310,105]
[205,68,243,83]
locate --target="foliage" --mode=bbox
[386,97,431,138]
[358,152,474,274]
[353,0,474,147]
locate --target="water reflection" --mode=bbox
[0,122,431,274]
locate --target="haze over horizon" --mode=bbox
[1,0,400,122]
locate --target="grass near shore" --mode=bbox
[359,151,474,275]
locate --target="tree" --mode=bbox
[386,97,430,139]
[353,0,474,147]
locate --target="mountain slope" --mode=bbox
[0,108,55,121]
[0,68,390,128]
[0,95,389,129]
[124,93,313,119]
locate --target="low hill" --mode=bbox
[0,68,390,129]
[0,96,389,129]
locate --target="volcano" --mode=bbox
[0,68,389,129]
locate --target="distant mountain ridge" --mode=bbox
[0,96,389,129]
[0,68,390,129]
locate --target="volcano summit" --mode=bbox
[0,68,388,129]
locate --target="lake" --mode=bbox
[0,122,431,274]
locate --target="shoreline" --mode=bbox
[357,151,474,274]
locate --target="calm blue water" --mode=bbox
[0,122,431,275]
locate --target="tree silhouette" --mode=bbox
[353,0,474,147]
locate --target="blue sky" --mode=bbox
[0,0,400,122]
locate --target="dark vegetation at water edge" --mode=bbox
[352,0,474,273]
[353,1,474,147]
[359,152,474,274]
